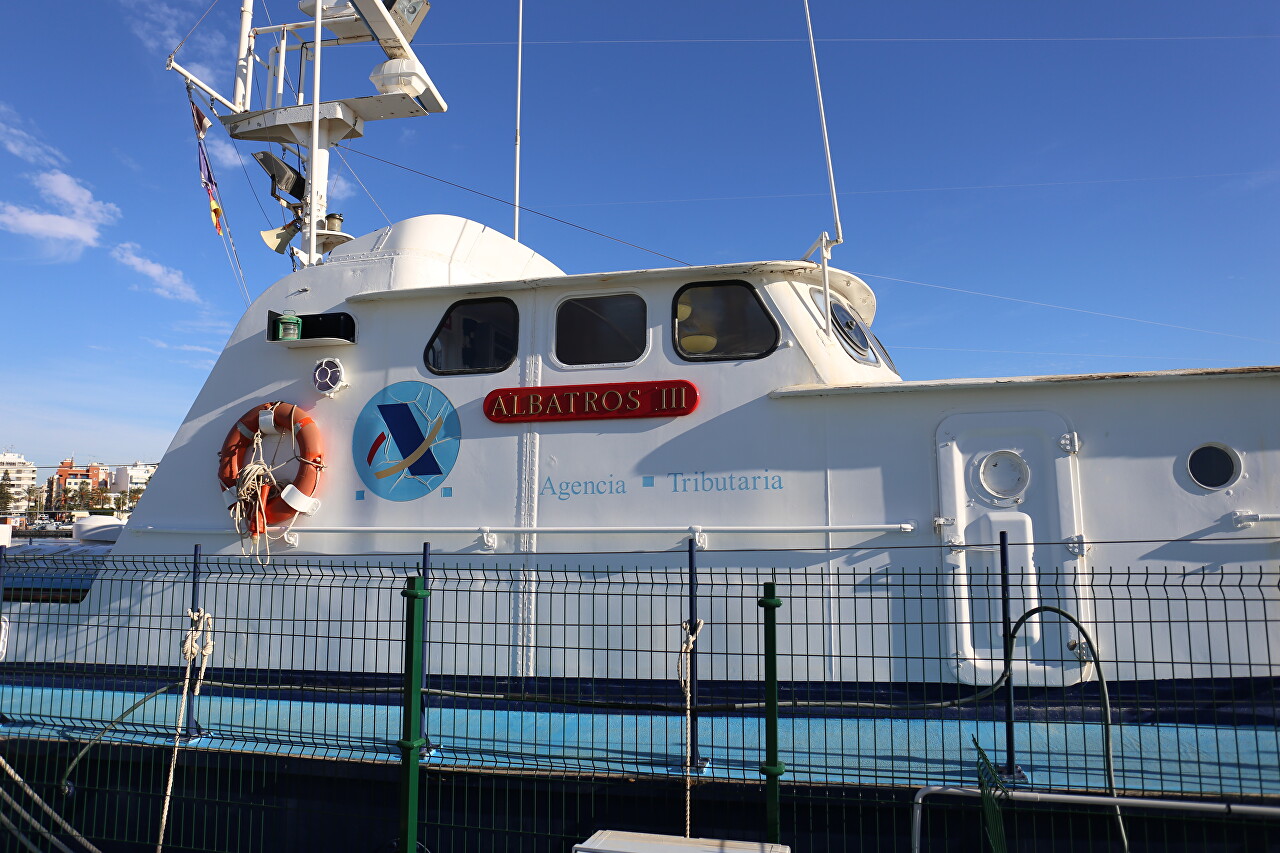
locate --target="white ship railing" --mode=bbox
[133,521,917,550]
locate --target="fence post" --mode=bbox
[420,542,434,756]
[686,537,702,770]
[398,547,431,851]
[184,544,202,740]
[758,582,785,845]
[998,531,1022,781]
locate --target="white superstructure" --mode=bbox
[10,1,1278,693]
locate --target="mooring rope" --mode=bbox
[0,753,104,853]
[0,778,74,853]
[677,617,704,838]
[155,609,214,853]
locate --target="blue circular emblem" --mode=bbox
[352,381,462,501]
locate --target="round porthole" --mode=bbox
[1188,444,1239,490]
[978,450,1031,501]
[313,357,348,397]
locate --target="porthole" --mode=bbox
[810,289,878,366]
[978,450,1031,501]
[1188,444,1239,490]
[312,357,348,397]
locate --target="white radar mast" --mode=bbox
[168,0,446,266]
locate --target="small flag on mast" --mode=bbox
[190,101,212,139]
[191,101,223,235]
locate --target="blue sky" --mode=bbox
[1,1,1277,472]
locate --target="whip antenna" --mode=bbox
[800,0,844,334]
[514,0,525,241]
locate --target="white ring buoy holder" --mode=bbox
[217,402,323,537]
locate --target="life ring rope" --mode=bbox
[218,402,324,561]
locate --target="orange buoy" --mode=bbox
[217,402,323,536]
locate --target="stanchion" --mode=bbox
[398,544,431,852]
[998,531,1023,782]
[758,582,785,845]
[686,537,702,770]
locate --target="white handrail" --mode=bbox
[134,520,918,548]
[911,786,1280,853]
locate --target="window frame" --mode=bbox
[423,296,520,376]
[551,291,651,369]
[810,287,880,367]
[671,280,780,363]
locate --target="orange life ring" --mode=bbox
[217,402,323,536]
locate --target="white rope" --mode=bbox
[0,784,75,853]
[229,404,315,565]
[0,754,104,853]
[155,609,214,853]
[677,617,704,838]
[0,809,43,853]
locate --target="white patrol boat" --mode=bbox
[6,0,1280,728]
[0,5,1277,851]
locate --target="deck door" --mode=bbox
[935,411,1094,686]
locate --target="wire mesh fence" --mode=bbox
[0,542,1275,852]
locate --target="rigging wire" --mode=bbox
[333,146,391,226]
[167,0,221,60]
[418,34,1280,47]
[540,169,1280,208]
[334,144,692,266]
[197,103,253,306]
[859,271,1280,345]
[890,345,1208,362]
[215,206,253,308]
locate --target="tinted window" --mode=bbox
[673,281,779,361]
[867,327,899,375]
[424,297,518,374]
[556,294,647,365]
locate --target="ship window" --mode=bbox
[867,327,899,376]
[424,297,519,375]
[673,281,779,361]
[1188,444,1239,490]
[555,294,647,365]
[812,289,879,366]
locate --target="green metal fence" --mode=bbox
[0,542,1275,852]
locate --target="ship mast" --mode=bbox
[169,0,446,267]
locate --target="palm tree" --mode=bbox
[87,486,111,510]
[24,485,43,523]
[0,472,12,515]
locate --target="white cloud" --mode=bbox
[0,103,66,167]
[0,171,120,259]
[111,243,203,304]
[204,136,243,170]
[329,172,356,203]
[144,337,219,354]
[118,0,232,84]
[0,203,103,247]
[33,171,120,225]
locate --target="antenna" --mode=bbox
[799,0,844,335]
[514,0,525,242]
[168,0,447,266]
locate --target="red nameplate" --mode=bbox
[484,380,698,423]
